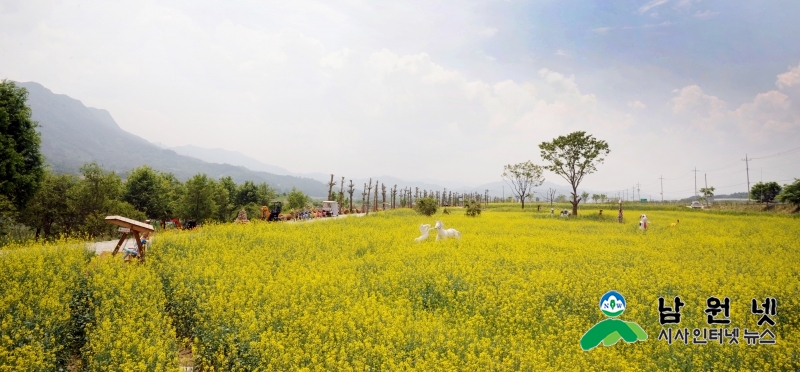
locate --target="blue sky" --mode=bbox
[1,0,798,198]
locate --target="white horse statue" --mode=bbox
[434,220,461,241]
[414,224,431,242]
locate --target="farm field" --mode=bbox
[2,205,799,371]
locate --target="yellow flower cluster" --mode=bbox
[149,208,800,371]
[81,257,178,371]
[0,243,89,371]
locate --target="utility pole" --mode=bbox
[742,154,751,201]
[704,173,708,207]
[659,175,664,202]
[502,185,505,201]
[637,183,640,201]
[692,167,700,199]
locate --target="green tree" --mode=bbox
[286,187,309,210]
[235,180,259,206]
[581,191,590,205]
[123,166,170,219]
[158,172,183,221]
[699,186,715,207]
[21,172,79,240]
[0,80,45,212]
[592,194,600,204]
[539,131,610,216]
[777,179,800,209]
[501,161,545,209]
[180,174,217,221]
[255,182,276,206]
[750,182,782,206]
[73,162,137,237]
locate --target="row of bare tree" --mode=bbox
[325,174,492,215]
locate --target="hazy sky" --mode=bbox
[2,0,799,198]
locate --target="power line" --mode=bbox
[750,145,800,160]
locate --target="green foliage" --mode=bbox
[287,187,309,210]
[123,166,171,220]
[0,80,45,212]
[501,161,544,209]
[20,172,79,239]
[414,196,438,216]
[73,163,145,238]
[539,131,610,216]
[777,179,800,207]
[464,199,482,217]
[82,259,178,370]
[699,186,715,206]
[750,182,782,204]
[180,174,217,222]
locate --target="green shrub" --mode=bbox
[465,199,482,217]
[414,196,438,216]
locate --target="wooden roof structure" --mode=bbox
[105,215,154,262]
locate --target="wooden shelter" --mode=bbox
[105,215,155,262]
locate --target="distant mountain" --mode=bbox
[19,81,328,197]
[171,145,294,176]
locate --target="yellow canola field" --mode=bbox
[150,208,800,371]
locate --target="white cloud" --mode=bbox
[475,50,496,62]
[693,10,719,20]
[734,91,795,138]
[554,49,570,57]
[669,80,798,140]
[479,27,498,37]
[650,12,659,18]
[638,0,669,15]
[592,26,614,34]
[670,85,728,129]
[628,100,646,109]
[776,63,800,89]
[320,48,351,69]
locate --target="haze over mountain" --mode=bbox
[166,144,588,200]
[19,81,328,197]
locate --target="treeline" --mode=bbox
[5,162,285,242]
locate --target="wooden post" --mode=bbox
[132,230,145,262]
[111,232,129,256]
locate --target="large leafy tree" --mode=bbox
[180,174,217,221]
[123,166,170,219]
[777,179,800,209]
[0,80,45,212]
[21,172,79,240]
[286,187,309,211]
[235,180,259,206]
[750,181,782,206]
[539,131,610,216]
[501,161,545,209]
